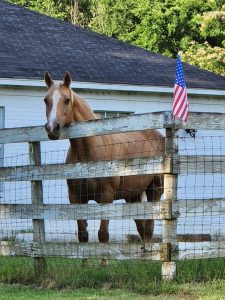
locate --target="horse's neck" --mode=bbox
[72,91,98,121]
[69,92,99,160]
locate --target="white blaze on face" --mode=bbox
[48,84,61,131]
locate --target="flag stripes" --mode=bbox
[172,84,188,122]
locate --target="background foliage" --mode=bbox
[8,0,225,76]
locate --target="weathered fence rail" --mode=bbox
[0,156,170,181]
[0,202,171,220]
[1,240,224,260]
[0,198,224,220]
[1,111,225,280]
[1,111,225,145]
[2,154,225,182]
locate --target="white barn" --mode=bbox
[1,0,225,242]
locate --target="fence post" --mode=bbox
[29,142,47,275]
[161,127,179,280]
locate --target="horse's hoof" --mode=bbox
[98,230,109,243]
[78,231,89,243]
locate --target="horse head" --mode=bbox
[44,71,74,140]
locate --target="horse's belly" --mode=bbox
[68,174,153,203]
[115,175,153,199]
[68,178,100,202]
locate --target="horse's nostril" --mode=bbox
[45,123,50,132]
[55,123,60,131]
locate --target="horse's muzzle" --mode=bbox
[45,122,61,140]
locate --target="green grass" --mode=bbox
[0,285,154,300]
[0,281,225,300]
[0,285,179,300]
[0,258,225,299]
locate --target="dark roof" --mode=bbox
[1,0,225,90]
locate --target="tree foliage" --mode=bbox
[61,0,94,26]
[8,0,66,19]
[7,0,225,76]
[8,0,94,24]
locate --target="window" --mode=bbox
[94,110,134,119]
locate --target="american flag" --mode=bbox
[172,54,189,122]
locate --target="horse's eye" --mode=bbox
[64,98,70,105]
[44,97,47,104]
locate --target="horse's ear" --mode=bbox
[63,71,72,88]
[44,72,54,89]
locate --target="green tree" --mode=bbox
[90,0,138,40]
[59,0,94,27]
[197,7,225,47]
[181,4,225,75]
[8,0,66,19]
[181,42,225,75]
[8,0,94,26]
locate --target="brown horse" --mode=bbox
[44,72,164,243]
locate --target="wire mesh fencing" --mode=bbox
[0,111,225,284]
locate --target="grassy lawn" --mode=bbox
[1,281,225,300]
[0,258,225,299]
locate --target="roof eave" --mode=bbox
[0,78,225,96]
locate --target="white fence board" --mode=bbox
[4,240,224,261]
[178,241,225,260]
[0,202,175,220]
[0,241,161,260]
[0,156,169,181]
[0,112,166,144]
[1,111,225,144]
[174,155,225,174]
[176,199,225,217]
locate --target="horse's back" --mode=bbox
[66,129,164,162]
[95,129,164,161]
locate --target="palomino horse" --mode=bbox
[44,72,164,243]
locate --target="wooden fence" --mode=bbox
[0,111,225,280]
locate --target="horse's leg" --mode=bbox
[132,193,155,243]
[143,175,164,242]
[134,218,154,243]
[77,220,89,243]
[126,176,164,243]
[97,184,116,243]
[98,220,109,243]
[67,179,89,243]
